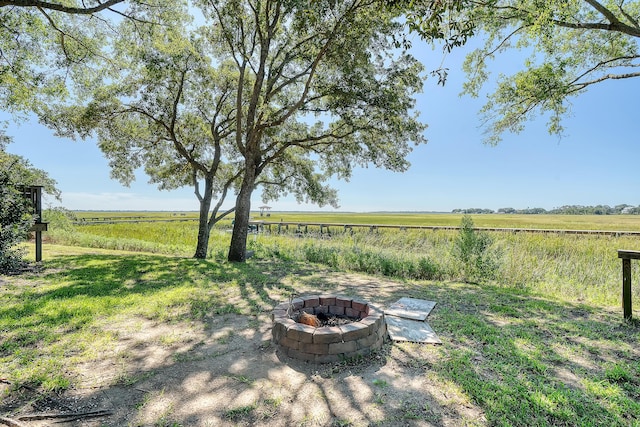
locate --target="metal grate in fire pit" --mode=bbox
[271,295,387,363]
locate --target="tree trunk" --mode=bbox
[193,177,214,259]
[228,167,256,262]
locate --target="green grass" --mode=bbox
[400,281,640,427]
[2,244,640,426]
[223,404,257,420]
[1,247,294,390]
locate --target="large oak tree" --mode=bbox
[47,0,427,261]
[208,0,427,261]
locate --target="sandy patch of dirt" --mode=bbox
[1,269,486,427]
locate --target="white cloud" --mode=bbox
[49,191,350,212]
[51,192,201,211]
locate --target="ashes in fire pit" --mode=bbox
[295,310,361,327]
[271,295,387,363]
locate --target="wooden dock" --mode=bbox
[247,221,640,237]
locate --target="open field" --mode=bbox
[2,245,639,426]
[72,211,640,232]
[253,212,640,232]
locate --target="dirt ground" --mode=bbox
[1,269,485,427]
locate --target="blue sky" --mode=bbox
[4,37,639,212]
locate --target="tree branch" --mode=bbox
[584,0,623,26]
[1,0,124,14]
[245,0,274,154]
[165,64,206,173]
[207,172,241,230]
[551,18,640,37]
[265,1,370,131]
[569,70,640,93]
[259,127,358,170]
[255,173,295,188]
[617,1,640,29]
[567,54,640,87]
[192,167,203,203]
[36,6,88,64]
[209,0,247,156]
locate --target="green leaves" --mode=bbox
[480,62,569,145]
[0,149,59,272]
[403,0,640,144]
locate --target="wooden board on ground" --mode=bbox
[385,315,442,344]
[384,297,436,321]
[384,297,440,343]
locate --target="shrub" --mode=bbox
[452,215,500,282]
[0,173,33,273]
[43,207,77,232]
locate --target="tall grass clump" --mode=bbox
[451,215,500,282]
[301,240,446,280]
[497,232,638,306]
[245,231,450,280]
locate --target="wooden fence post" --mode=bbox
[23,186,48,262]
[622,257,632,320]
[618,250,639,321]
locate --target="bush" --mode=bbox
[1,147,59,272]
[43,207,77,232]
[452,215,500,282]
[0,174,32,273]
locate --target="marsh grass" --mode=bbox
[251,212,640,231]
[244,229,639,308]
[43,212,640,309]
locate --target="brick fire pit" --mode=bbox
[271,295,387,363]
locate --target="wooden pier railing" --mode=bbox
[248,221,640,237]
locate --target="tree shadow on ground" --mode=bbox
[1,254,639,426]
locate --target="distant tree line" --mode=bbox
[452,205,640,215]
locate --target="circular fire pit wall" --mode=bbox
[271,295,387,363]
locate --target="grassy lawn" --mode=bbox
[420,284,640,426]
[2,246,281,389]
[2,244,639,426]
